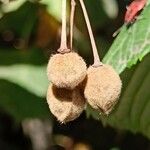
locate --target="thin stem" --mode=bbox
[79,0,102,67]
[58,0,70,53]
[70,0,76,50]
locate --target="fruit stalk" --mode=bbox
[58,0,70,53]
[79,0,102,67]
[70,0,76,50]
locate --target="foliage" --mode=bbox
[101,1,150,138]
[0,0,149,139]
[103,3,150,73]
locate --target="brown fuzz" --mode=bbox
[47,52,87,89]
[46,84,86,123]
[84,64,122,115]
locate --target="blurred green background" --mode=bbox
[0,0,150,150]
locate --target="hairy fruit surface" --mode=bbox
[84,64,122,115]
[47,84,86,123]
[47,52,87,89]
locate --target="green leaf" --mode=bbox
[87,2,150,139]
[40,0,61,21]
[1,0,26,13]
[0,48,48,97]
[107,54,149,138]
[101,0,118,19]
[84,0,109,28]
[0,1,38,39]
[0,49,47,65]
[89,54,150,138]
[99,1,150,138]
[103,3,150,74]
[0,80,50,121]
[0,49,50,120]
[0,64,48,97]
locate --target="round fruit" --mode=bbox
[84,64,122,115]
[47,84,86,123]
[47,52,87,89]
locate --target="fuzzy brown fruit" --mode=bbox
[47,84,86,123]
[47,52,87,89]
[84,64,122,115]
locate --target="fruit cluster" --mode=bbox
[46,0,122,123]
[47,52,87,123]
[47,52,122,123]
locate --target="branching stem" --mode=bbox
[58,0,70,53]
[79,0,102,67]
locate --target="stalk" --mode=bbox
[70,0,76,50]
[79,0,102,67]
[58,0,70,53]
